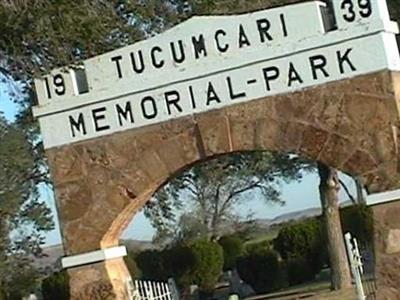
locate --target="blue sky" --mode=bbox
[0,81,357,245]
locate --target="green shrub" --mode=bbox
[341,204,373,244]
[273,218,326,276]
[244,239,273,255]
[136,250,166,281]
[41,271,70,300]
[0,287,5,300]
[285,257,317,285]
[237,250,286,293]
[162,244,196,287]
[218,235,244,270]
[135,244,196,288]
[189,239,223,293]
[124,252,142,279]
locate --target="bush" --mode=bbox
[285,257,317,286]
[162,244,196,287]
[237,249,285,293]
[341,204,373,244]
[273,218,326,277]
[218,235,244,270]
[41,271,70,300]
[135,244,196,288]
[124,252,142,279]
[136,250,167,281]
[244,239,273,255]
[0,288,5,300]
[189,239,223,293]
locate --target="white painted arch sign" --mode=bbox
[33,0,400,149]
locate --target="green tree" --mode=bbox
[146,152,310,241]
[0,116,53,298]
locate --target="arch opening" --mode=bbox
[118,149,373,298]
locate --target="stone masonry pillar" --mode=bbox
[368,190,400,299]
[62,247,131,300]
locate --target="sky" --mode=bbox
[0,82,357,245]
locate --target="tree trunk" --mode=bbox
[317,162,352,290]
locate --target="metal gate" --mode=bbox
[345,233,377,300]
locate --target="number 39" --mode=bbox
[341,0,372,23]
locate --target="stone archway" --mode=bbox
[46,71,400,299]
[31,0,400,298]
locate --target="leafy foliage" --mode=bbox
[273,218,325,260]
[135,240,223,292]
[237,249,285,294]
[0,118,53,297]
[41,271,70,300]
[136,250,166,281]
[218,235,244,270]
[135,244,196,288]
[189,239,223,292]
[273,218,327,280]
[341,204,373,244]
[162,244,197,287]
[285,257,318,286]
[0,0,310,83]
[124,252,142,280]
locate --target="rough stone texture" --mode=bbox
[68,258,130,300]
[46,71,400,299]
[386,229,400,254]
[372,200,400,300]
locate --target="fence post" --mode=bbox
[345,232,366,300]
[168,278,180,300]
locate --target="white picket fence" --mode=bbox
[126,278,179,300]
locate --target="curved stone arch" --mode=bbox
[48,71,400,299]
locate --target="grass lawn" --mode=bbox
[244,269,356,300]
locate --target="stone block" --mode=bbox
[343,150,378,175]
[55,181,92,222]
[47,147,86,185]
[318,134,355,169]
[136,149,170,183]
[228,119,257,151]
[155,137,188,174]
[299,126,329,159]
[177,128,203,165]
[386,229,400,254]
[195,111,231,156]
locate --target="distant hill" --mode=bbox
[240,200,353,232]
[32,244,64,274]
[120,239,158,253]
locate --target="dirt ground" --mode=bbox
[308,288,357,300]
